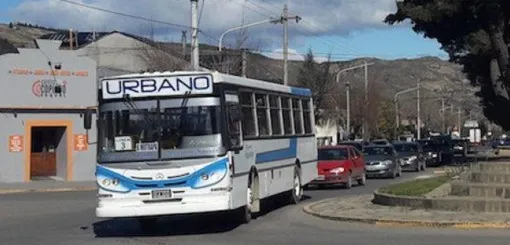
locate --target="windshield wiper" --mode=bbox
[122,94,156,128]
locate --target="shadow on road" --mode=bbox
[92,193,312,238]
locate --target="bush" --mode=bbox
[379,175,451,196]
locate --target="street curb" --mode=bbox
[302,199,510,230]
[0,187,97,195]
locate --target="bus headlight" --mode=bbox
[97,175,129,193]
[191,161,228,189]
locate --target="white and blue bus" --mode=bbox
[83,70,318,226]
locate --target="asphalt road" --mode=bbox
[1,167,509,245]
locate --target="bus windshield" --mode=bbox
[97,98,225,163]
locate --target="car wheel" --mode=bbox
[390,168,397,179]
[357,172,367,186]
[344,173,353,189]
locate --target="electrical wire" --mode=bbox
[59,0,191,29]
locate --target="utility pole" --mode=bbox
[181,30,187,58]
[362,61,369,140]
[457,106,461,131]
[346,81,351,139]
[441,96,446,134]
[241,49,247,77]
[281,4,300,85]
[417,79,421,139]
[190,0,200,70]
[394,97,399,140]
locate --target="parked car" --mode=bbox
[429,135,454,165]
[311,145,367,189]
[416,139,441,166]
[363,144,402,178]
[393,141,426,172]
[371,139,391,145]
[338,141,364,152]
[452,138,469,157]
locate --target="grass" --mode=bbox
[379,175,451,196]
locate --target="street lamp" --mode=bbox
[218,18,280,52]
[335,62,374,139]
[394,86,419,139]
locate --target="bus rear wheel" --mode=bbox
[288,166,303,204]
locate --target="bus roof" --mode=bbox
[100,70,312,97]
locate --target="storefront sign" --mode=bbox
[9,135,23,152]
[74,134,88,151]
[32,79,67,97]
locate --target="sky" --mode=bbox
[0,0,449,62]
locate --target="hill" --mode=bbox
[0,23,483,129]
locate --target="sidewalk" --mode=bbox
[303,195,510,229]
[0,180,96,194]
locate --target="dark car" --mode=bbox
[429,135,454,165]
[452,139,469,157]
[362,145,402,179]
[393,142,426,172]
[338,141,364,152]
[416,139,441,166]
[371,139,391,146]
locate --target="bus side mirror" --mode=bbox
[229,105,242,121]
[84,109,93,130]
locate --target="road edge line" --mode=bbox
[0,187,97,195]
[302,199,510,229]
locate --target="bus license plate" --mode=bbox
[152,189,172,199]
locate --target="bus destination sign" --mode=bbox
[102,74,213,99]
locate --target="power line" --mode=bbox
[59,0,191,29]
[233,1,364,57]
[229,0,272,18]
[198,0,206,26]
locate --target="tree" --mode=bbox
[9,22,13,29]
[137,41,186,72]
[384,0,510,130]
[376,99,396,140]
[296,48,333,121]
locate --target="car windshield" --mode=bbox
[318,148,349,160]
[417,140,434,151]
[394,144,418,152]
[97,98,224,163]
[339,142,362,151]
[363,147,393,156]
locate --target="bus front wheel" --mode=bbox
[235,174,255,224]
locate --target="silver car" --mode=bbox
[363,145,402,179]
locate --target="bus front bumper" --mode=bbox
[96,193,231,218]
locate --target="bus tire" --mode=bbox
[237,173,255,224]
[289,166,303,205]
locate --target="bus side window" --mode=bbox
[228,105,243,150]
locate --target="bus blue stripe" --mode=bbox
[290,87,312,96]
[255,138,297,164]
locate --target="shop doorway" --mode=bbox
[30,126,66,180]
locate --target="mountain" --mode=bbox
[0,23,484,128]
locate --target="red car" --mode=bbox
[311,145,367,188]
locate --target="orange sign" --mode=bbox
[74,134,88,151]
[9,135,23,152]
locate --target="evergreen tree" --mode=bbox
[385,0,510,130]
